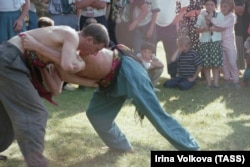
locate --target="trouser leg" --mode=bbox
[120,57,199,150]
[86,91,132,151]
[2,80,48,167]
[130,81,199,150]
[0,51,48,166]
[148,68,163,87]
[0,102,14,152]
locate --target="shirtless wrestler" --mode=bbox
[0,23,109,167]
[23,33,200,152]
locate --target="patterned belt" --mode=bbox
[97,52,121,88]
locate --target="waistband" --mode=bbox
[97,51,121,88]
[1,41,26,64]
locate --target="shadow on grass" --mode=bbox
[45,130,162,167]
[45,88,95,119]
[0,158,24,167]
[207,119,250,150]
[157,77,250,115]
[157,77,250,150]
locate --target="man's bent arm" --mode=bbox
[58,68,99,88]
[21,33,85,73]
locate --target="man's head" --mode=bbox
[177,36,192,53]
[78,23,110,56]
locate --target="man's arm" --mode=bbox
[129,2,149,31]
[57,66,99,88]
[75,0,97,9]
[146,9,159,39]
[188,65,203,82]
[59,31,85,73]
[173,7,188,25]
[21,31,85,73]
[90,0,107,9]
[14,0,30,32]
[40,65,63,95]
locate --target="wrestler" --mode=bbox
[0,23,109,167]
[22,33,200,151]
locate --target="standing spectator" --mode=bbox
[155,0,189,78]
[0,0,30,43]
[44,0,80,31]
[163,35,203,90]
[107,0,133,48]
[210,0,239,88]
[43,0,81,91]
[195,0,224,88]
[234,0,245,71]
[243,0,250,43]
[76,0,110,30]
[178,0,204,51]
[129,0,159,55]
[26,0,38,30]
[136,41,164,91]
[242,26,250,86]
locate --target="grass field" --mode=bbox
[1,43,250,167]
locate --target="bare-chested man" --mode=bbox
[23,33,200,153]
[0,23,109,167]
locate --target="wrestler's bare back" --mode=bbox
[8,26,113,80]
[76,50,114,79]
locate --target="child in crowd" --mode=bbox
[242,25,250,86]
[37,16,54,27]
[163,36,203,90]
[207,0,239,89]
[195,0,224,88]
[136,41,164,91]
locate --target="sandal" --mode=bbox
[0,155,7,161]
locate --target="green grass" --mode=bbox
[1,43,250,167]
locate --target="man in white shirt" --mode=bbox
[76,0,110,30]
[155,0,189,78]
[0,0,30,43]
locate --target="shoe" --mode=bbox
[0,155,7,161]
[63,84,76,91]
[154,88,161,92]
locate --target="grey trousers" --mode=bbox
[0,42,48,167]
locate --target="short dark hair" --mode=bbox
[37,17,54,28]
[81,23,110,47]
[141,41,155,52]
[83,17,97,28]
[204,0,217,6]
